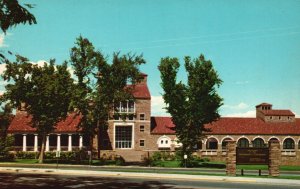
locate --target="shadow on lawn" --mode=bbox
[0,173,195,189]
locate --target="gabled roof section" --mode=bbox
[7,112,82,133]
[205,117,300,135]
[127,83,151,99]
[151,117,175,134]
[256,103,272,108]
[150,116,300,135]
[261,110,295,116]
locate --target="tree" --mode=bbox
[0,103,14,161]
[158,54,223,165]
[0,0,37,62]
[1,56,74,163]
[0,0,36,33]
[69,36,145,157]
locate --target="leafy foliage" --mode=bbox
[69,36,145,154]
[158,54,223,164]
[1,56,74,163]
[0,0,36,33]
[0,135,14,161]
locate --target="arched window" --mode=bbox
[269,138,280,143]
[283,138,295,149]
[221,138,233,149]
[237,138,249,148]
[157,135,171,148]
[252,138,265,148]
[206,138,218,150]
[298,140,300,149]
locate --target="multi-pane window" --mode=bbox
[114,100,135,113]
[206,138,218,150]
[128,100,134,112]
[140,113,145,120]
[283,138,295,149]
[237,138,249,148]
[140,140,145,147]
[222,138,232,149]
[252,138,265,148]
[140,125,145,132]
[115,126,132,149]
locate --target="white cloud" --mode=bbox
[151,95,170,116]
[235,81,250,85]
[30,60,48,67]
[0,63,7,75]
[223,102,249,110]
[223,110,256,117]
[0,33,6,47]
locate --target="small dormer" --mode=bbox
[256,103,295,122]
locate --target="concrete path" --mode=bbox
[1,166,300,186]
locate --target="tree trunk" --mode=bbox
[97,120,100,159]
[38,132,46,163]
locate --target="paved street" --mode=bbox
[1,172,300,189]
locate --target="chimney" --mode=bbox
[139,73,148,85]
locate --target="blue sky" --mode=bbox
[1,0,300,117]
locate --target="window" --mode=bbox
[252,138,265,148]
[221,138,233,149]
[121,101,127,112]
[157,136,171,148]
[206,138,218,150]
[114,100,135,113]
[283,138,295,149]
[128,100,134,112]
[140,125,145,132]
[115,126,132,149]
[270,116,272,120]
[128,114,134,120]
[140,113,145,120]
[279,116,281,120]
[237,138,249,148]
[140,140,145,147]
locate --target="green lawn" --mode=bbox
[2,159,300,172]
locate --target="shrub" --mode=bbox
[152,152,162,161]
[0,136,15,161]
[115,155,125,166]
[16,151,38,159]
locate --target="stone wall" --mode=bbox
[269,141,280,177]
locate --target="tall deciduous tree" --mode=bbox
[1,56,74,163]
[158,54,223,165]
[69,36,145,157]
[0,0,37,62]
[0,0,36,33]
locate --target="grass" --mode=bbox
[1,159,300,172]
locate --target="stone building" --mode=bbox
[6,74,300,165]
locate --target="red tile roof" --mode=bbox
[127,84,151,99]
[7,112,81,133]
[151,117,175,134]
[151,116,300,135]
[261,110,295,116]
[256,103,272,107]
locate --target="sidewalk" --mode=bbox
[1,166,300,186]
